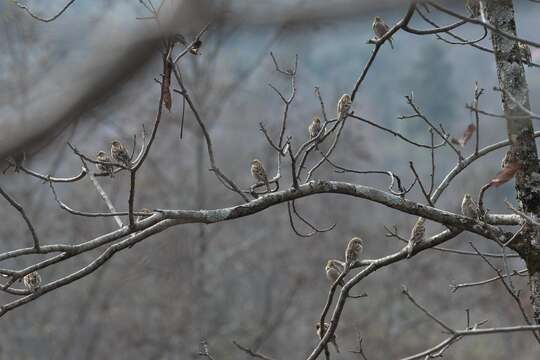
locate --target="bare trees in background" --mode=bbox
[2,0,540,359]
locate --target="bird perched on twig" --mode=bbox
[309,117,322,140]
[315,322,340,353]
[345,237,364,270]
[96,150,114,177]
[111,140,131,168]
[461,194,479,219]
[465,0,481,18]
[407,217,425,258]
[372,16,394,49]
[325,259,345,287]
[337,94,351,121]
[251,159,270,192]
[23,271,41,292]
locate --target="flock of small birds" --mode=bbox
[19,13,522,352]
[94,140,132,177]
[316,193,482,350]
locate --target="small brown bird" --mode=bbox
[461,194,479,219]
[325,260,345,287]
[518,42,532,65]
[251,159,270,192]
[23,271,41,292]
[315,322,340,353]
[337,94,351,121]
[309,117,322,140]
[465,0,481,18]
[136,208,153,222]
[407,217,425,258]
[111,140,131,168]
[96,150,114,177]
[345,237,364,270]
[372,16,394,49]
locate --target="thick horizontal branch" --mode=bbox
[158,180,514,244]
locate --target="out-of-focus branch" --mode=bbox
[13,0,78,23]
[0,185,40,250]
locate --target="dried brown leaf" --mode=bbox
[456,124,476,147]
[489,162,521,187]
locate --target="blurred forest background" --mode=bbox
[1,0,540,359]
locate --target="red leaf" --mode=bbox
[489,162,521,187]
[456,124,476,147]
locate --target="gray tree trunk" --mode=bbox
[485,0,540,324]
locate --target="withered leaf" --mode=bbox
[459,124,476,146]
[489,161,521,187]
[454,123,476,147]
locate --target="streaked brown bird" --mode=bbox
[251,159,270,192]
[309,117,322,140]
[345,237,364,270]
[466,0,481,18]
[96,150,114,177]
[315,322,340,353]
[372,16,394,49]
[23,271,42,292]
[407,217,425,258]
[111,140,131,168]
[325,259,345,287]
[461,194,479,219]
[337,94,351,121]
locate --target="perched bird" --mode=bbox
[325,260,345,287]
[136,208,153,222]
[465,0,481,18]
[111,140,131,168]
[251,159,270,192]
[337,94,351,121]
[372,16,394,49]
[345,237,364,270]
[309,117,322,140]
[315,322,340,353]
[96,150,114,177]
[518,42,532,65]
[23,271,41,292]
[407,217,425,258]
[461,194,479,219]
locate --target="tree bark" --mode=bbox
[485,0,540,324]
